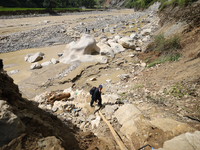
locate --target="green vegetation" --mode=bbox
[0,0,197,12]
[131,84,144,90]
[122,0,198,10]
[117,93,127,97]
[0,7,81,12]
[149,34,181,52]
[0,0,96,9]
[160,0,198,10]
[145,34,182,68]
[146,95,167,105]
[163,82,196,98]
[147,53,181,67]
[123,0,158,9]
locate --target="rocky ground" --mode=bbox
[0,10,148,53]
[1,2,200,150]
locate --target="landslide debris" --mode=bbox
[0,70,108,150]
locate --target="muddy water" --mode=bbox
[0,9,141,98]
[0,44,66,84]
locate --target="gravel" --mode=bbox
[0,10,155,54]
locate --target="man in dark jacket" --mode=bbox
[90,85,103,107]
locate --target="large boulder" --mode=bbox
[150,118,195,135]
[59,34,102,64]
[108,40,125,53]
[101,105,117,119]
[24,53,34,61]
[140,28,152,36]
[76,89,91,103]
[27,52,45,63]
[30,62,42,70]
[114,104,145,135]
[157,131,200,150]
[0,100,26,147]
[97,42,114,58]
[102,94,120,104]
[118,36,136,49]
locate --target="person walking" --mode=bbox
[90,85,103,107]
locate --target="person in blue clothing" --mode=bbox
[90,85,103,107]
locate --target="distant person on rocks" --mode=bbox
[90,85,103,107]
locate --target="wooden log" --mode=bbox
[99,110,128,150]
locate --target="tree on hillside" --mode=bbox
[43,0,57,11]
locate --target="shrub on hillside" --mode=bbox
[145,34,182,67]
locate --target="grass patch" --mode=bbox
[0,8,45,11]
[163,82,196,98]
[148,34,181,52]
[131,84,144,90]
[147,53,181,68]
[145,34,182,68]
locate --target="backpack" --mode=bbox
[90,87,96,95]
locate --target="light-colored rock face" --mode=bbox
[24,53,34,61]
[79,55,107,64]
[118,36,136,49]
[76,89,91,103]
[59,34,101,64]
[159,131,200,150]
[101,105,115,119]
[163,134,194,150]
[0,100,26,147]
[102,94,120,104]
[108,42,125,53]
[30,62,42,70]
[97,42,114,58]
[114,104,144,135]
[27,52,45,63]
[186,131,200,150]
[150,118,194,134]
